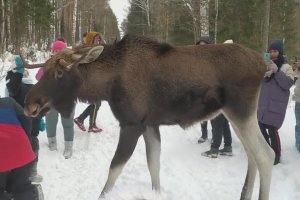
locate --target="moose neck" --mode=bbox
[76,62,118,103]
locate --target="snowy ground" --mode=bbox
[1,58,299,200]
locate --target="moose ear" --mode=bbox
[76,46,104,64]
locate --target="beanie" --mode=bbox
[268,40,283,55]
[51,40,67,52]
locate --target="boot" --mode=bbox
[29,160,43,184]
[48,137,57,151]
[201,147,219,158]
[219,146,233,156]
[33,184,44,200]
[63,141,73,159]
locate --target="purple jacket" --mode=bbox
[257,64,294,129]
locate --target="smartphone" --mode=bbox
[263,52,271,62]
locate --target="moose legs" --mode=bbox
[100,125,145,197]
[227,112,274,200]
[142,126,161,191]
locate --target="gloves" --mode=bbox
[267,62,278,73]
[264,70,274,78]
[39,118,46,132]
[264,62,278,78]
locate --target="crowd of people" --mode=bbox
[1,33,299,199]
[196,37,300,166]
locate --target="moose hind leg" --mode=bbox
[230,122,257,200]
[228,113,274,200]
[143,126,161,191]
[100,125,145,197]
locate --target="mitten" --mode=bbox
[267,62,278,73]
[39,118,46,132]
[264,70,273,78]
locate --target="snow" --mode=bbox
[1,56,300,200]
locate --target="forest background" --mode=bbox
[0,0,300,61]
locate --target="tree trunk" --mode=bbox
[262,0,270,51]
[200,0,209,37]
[214,0,219,44]
[1,0,6,53]
[72,0,77,46]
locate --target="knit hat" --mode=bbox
[51,40,67,52]
[268,40,283,55]
[85,32,100,45]
[196,36,212,45]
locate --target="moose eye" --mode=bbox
[54,69,64,79]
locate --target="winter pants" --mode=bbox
[210,114,232,149]
[294,102,300,152]
[46,108,74,141]
[77,102,101,127]
[200,121,208,139]
[0,162,39,200]
[259,122,281,158]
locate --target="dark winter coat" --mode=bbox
[257,64,294,129]
[6,71,40,136]
[0,97,35,172]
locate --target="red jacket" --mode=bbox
[0,97,35,172]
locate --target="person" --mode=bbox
[257,40,294,165]
[74,31,106,133]
[36,40,75,159]
[195,36,212,143]
[199,39,233,159]
[0,96,44,200]
[5,56,44,183]
[201,114,233,158]
[292,58,300,153]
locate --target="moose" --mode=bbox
[23,35,274,200]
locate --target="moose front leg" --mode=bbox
[143,126,161,191]
[100,124,145,197]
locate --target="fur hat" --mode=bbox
[51,40,67,52]
[85,32,100,45]
[196,36,212,45]
[268,40,283,55]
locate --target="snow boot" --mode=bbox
[63,141,73,159]
[198,136,207,143]
[29,160,43,184]
[219,146,233,156]
[201,148,219,158]
[48,137,57,151]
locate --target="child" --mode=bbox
[0,97,44,200]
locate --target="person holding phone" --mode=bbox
[292,58,300,153]
[257,40,294,165]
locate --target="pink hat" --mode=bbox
[51,40,67,52]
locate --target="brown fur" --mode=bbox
[24,35,273,200]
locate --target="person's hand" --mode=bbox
[294,60,300,71]
[266,61,278,73]
[264,70,273,78]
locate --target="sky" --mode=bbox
[109,0,130,32]
[1,54,299,200]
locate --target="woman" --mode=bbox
[74,31,106,133]
[257,40,294,165]
[36,40,75,159]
